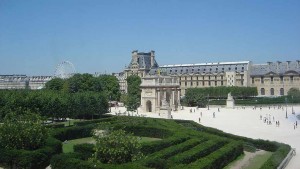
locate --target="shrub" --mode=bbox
[73,143,94,160]
[0,137,62,169]
[93,129,143,164]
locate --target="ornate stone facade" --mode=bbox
[0,75,52,90]
[140,76,180,113]
[123,51,300,97]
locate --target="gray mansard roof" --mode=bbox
[250,61,300,76]
[148,61,250,75]
[127,52,158,69]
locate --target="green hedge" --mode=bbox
[168,139,228,165]
[144,138,205,168]
[50,153,149,169]
[74,116,115,126]
[73,143,94,160]
[260,144,291,169]
[182,141,243,169]
[50,153,98,169]
[175,120,291,168]
[124,126,173,139]
[141,136,190,155]
[51,124,96,141]
[0,137,62,169]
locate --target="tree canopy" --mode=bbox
[0,112,48,150]
[125,75,141,111]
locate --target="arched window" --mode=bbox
[270,88,274,95]
[261,88,265,95]
[146,100,152,112]
[280,88,284,95]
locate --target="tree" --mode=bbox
[45,78,65,91]
[126,75,141,111]
[288,88,300,98]
[92,129,143,164]
[0,112,48,150]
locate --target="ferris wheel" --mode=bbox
[54,61,76,79]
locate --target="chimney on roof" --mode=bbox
[286,61,291,71]
[132,50,138,63]
[267,62,272,72]
[276,61,281,74]
[150,50,155,67]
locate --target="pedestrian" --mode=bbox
[294,123,296,130]
[296,121,298,128]
[194,109,195,113]
[218,108,220,112]
[198,117,201,123]
[201,112,202,117]
[213,112,215,118]
[171,115,173,119]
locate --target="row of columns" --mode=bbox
[156,88,180,110]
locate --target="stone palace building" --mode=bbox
[117,50,300,97]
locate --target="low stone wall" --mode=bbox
[277,148,296,169]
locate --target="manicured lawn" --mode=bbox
[63,137,94,153]
[63,136,161,153]
[244,151,273,169]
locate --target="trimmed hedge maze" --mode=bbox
[50,116,290,169]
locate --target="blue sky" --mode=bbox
[0,0,299,76]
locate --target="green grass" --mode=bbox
[63,137,94,153]
[244,151,273,169]
[63,136,161,153]
[223,153,245,169]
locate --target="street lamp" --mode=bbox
[292,96,294,115]
[285,97,288,119]
[207,94,210,110]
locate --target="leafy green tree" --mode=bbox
[126,75,141,111]
[0,112,48,150]
[288,88,300,98]
[45,78,65,91]
[92,129,143,164]
[97,75,121,101]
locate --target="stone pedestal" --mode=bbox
[226,92,235,108]
[159,99,171,119]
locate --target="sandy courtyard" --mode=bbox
[110,104,300,169]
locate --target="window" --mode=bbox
[271,77,273,82]
[290,76,294,82]
[280,76,283,81]
[235,67,237,70]
[197,82,199,86]
[252,77,254,84]
[208,81,211,86]
[280,88,284,95]
[229,67,231,71]
[185,82,187,86]
[191,82,193,86]
[221,81,224,86]
[261,77,264,84]
[270,88,274,95]
[215,81,217,86]
[261,88,265,95]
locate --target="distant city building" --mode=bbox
[0,75,52,90]
[122,50,300,97]
[123,50,159,93]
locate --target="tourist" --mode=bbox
[198,117,201,123]
[213,112,215,118]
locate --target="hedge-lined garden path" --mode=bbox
[109,104,300,168]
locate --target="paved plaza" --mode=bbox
[110,104,300,169]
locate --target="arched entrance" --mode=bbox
[146,100,152,112]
